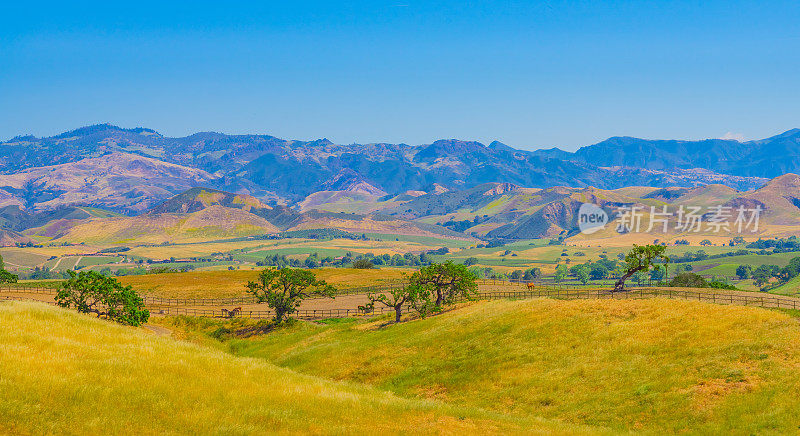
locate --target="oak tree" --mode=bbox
[614,244,669,292]
[55,270,149,326]
[246,268,335,323]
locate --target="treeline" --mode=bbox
[468,266,542,280]
[671,249,751,263]
[256,251,438,269]
[746,236,800,252]
[735,256,800,290]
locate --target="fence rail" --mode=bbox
[144,288,800,319]
[6,282,800,320]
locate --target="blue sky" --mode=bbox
[1,1,798,151]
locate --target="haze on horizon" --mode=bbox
[1,0,798,151]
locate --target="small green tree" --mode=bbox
[574,264,591,284]
[669,272,708,288]
[590,264,609,280]
[523,268,541,280]
[352,258,374,269]
[751,264,777,290]
[736,264,752,280]
[464,257,479,267]
[246,268,335,323]
[408,261,477,307]
[55,271,149,326]
[363,285,429,323]
[614,244,669,292]
[554,265,568,282]
[0,269,18,283]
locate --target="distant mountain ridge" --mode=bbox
[563,129,800,178]
[3,124,795,212]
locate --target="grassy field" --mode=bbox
[119,267,410,298]
[0,301,573,434]
[170,298,800,434]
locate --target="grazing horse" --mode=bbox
[526,282,535,291]
[223,307,242,318]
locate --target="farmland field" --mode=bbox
[118,268,409,298]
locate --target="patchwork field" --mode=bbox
[118,268,409,298]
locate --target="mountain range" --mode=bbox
[1,124,799,244]
[3,124,792,213]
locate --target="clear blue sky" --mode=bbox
[1,1,798,150]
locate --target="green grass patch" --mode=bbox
[176,298,800,434]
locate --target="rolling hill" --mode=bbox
[52,205,280,244]
[175,297,800,434]
[0,301,556,434]
[32,187,471,245]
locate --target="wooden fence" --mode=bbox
[152,288,800,319]
[6,283,800,320]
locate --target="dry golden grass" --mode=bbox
[205,298,800,434]
[0,301,587,435]
[119,268,409,298]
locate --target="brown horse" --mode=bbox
[526,282,535,291]
[223,307,242,318]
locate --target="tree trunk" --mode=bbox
[395,305,402,323]
[614,267,645,292]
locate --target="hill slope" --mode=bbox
[0,152,214,213]
[54,205,280,244]
[190,298,800,434]
[0,301,564,434]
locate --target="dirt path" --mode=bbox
[143,324,172,337]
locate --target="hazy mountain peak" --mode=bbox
[759,173,800,190]
[55,123,125,138]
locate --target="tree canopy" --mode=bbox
[614,244,669,292]
[246,268,335,323]
[408,261,478,307]
[55,270,149,326]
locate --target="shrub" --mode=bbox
[669,272,708,288]
[352,258,374,269]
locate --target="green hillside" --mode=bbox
[0,301,578,434]
[173,298,800,434]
